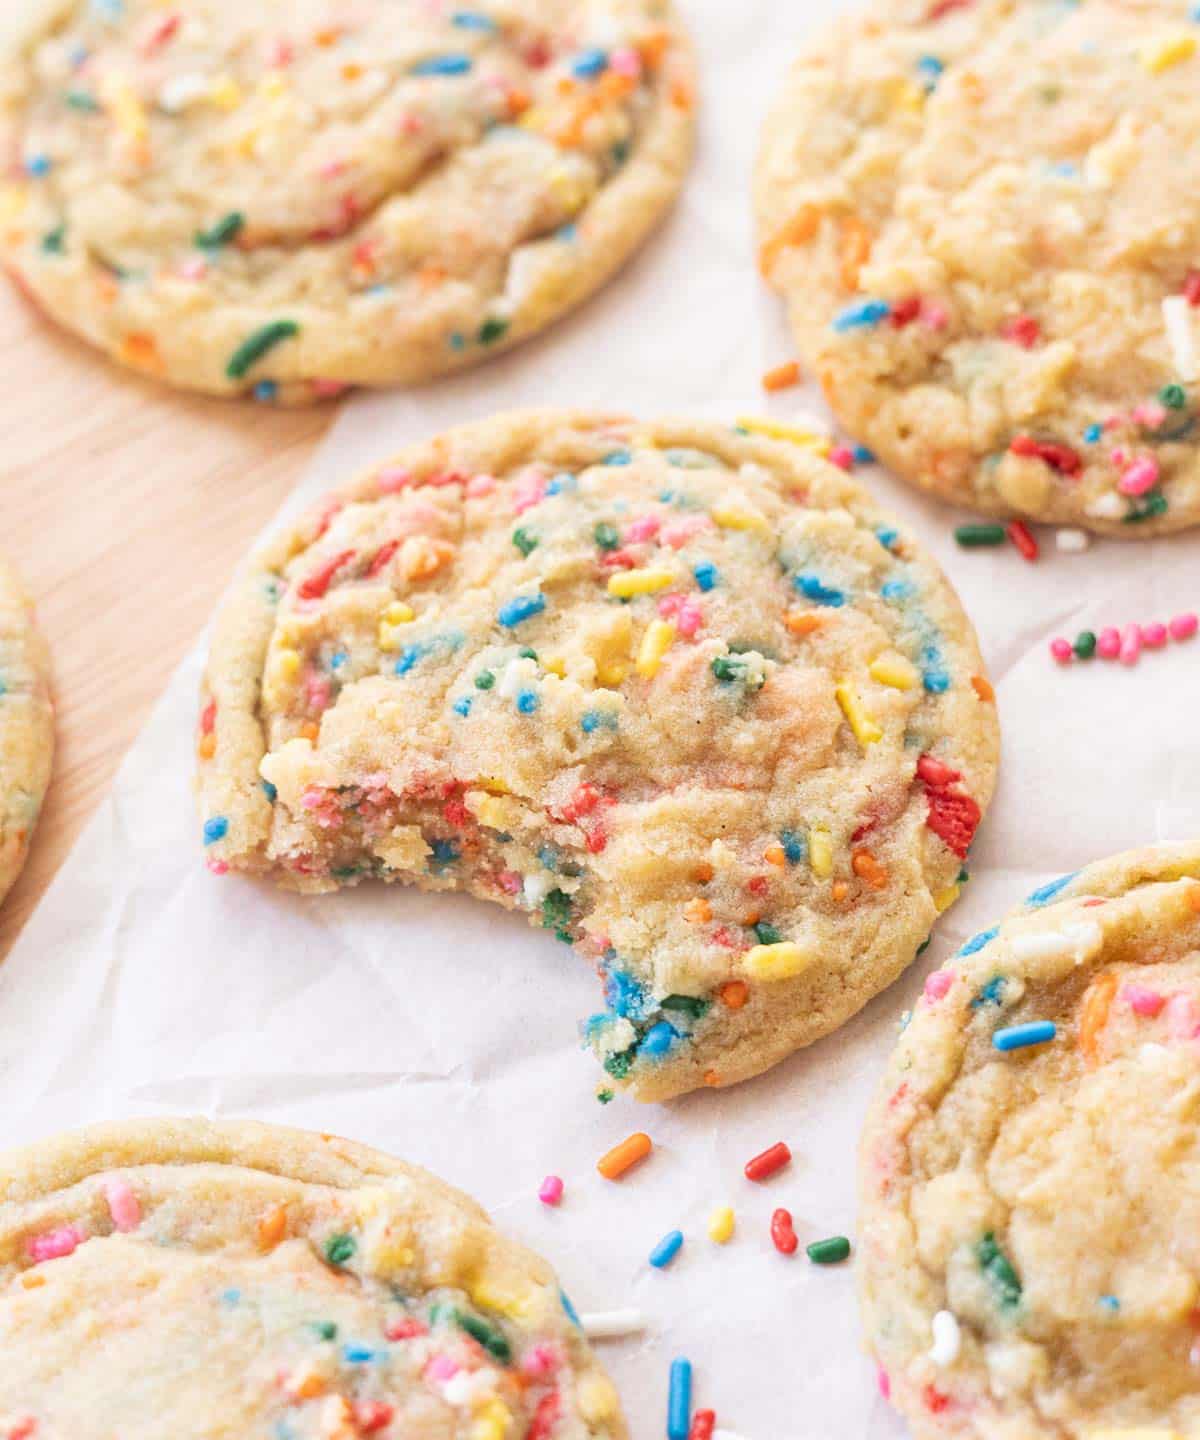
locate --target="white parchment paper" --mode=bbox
[5,2,1200,1435]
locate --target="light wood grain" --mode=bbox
[0,283,333,960]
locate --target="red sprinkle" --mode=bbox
[1186,270,1200,307]
[353,1402,394,1434]
[385,1317,428,1342]
[689,1412,716,1440]
[928,0,972,17]
[528,1392,562,1440]
[744,1141,791,1183]
[770,1207,798,1255]
[298,549,356,601]
[366,539,400,578]
[1001,314,1040,349]
[200,699,217,735]
[918,753,981,859]
[1009,434,1082,477]
[889,296,922,328]
[923,1384,952,1415]
[1006,520,1039,563]
[915,755,961,788]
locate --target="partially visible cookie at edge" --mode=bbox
[756,0,1200,535]
[1,0,695,401]
[0,557,53,908]
[860,844,1200,1439]
[195,409,999,1102]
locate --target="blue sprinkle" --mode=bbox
[516,689,540,714]
[958,925,999,958]
[833,299,891,333]
[993,1020,1057,1052]
[221,1288,241,1305]
[854,445,876,464]
[253,380,279,403]
[25,154,51,177]
[649,1230,684,1269]
[260,780,277,804]
[538,845,558,872]
[342,1344,381,1364]
[581,708,617,734]
[452,696,472,716]
[1099,1294,1120,1313]
[780,829,807,864]
[203,816,228,845]
[329,649,348,672]
[923,668,951,694]
[394,644,426,676]
[498,592,546,627]
[411,53,473,76]
[604,966,654,1022]
[602,449,632,466]
[916,54,944,89]
[560,1290,581,1327]
[571,47,609,78]
[449,331,466,351]
[875,526,899,551]
[639,1020,677,1057]
[556,222,578,243]
[90,0,123,17]
[693,561,719,592]
[1084,423,1103,444]
[430,839,460,869]
[881,578,915,602]
[1025,872,1078,909]
[972,976,1007,1010]
[795,574,846,607]
[668,1358,692,1440]
[451,10,496,30]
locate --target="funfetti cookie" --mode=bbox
[197,411,1000,1103]
[756,0,1200,536]
[0,557,53,908]
[860,845,1200,1440]
[0,1117,626,1439]
[0,1,694,402]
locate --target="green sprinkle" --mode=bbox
[226,319,300,380]
[753,921,783,945]
[1160,383,1188,411]
[324,1234,356,1267]
[806,1236,851,1265]
[65,89,99,111]
[977,1232,1022,1310]
[453,1311,512,1364]
[711,655,739,683]
[604,1050,633,1079]
[41,224,66,255]
[195,211,245,249]
[1073,630,1097,660]
[518,646,538,661]
[478,317,509,346]
[1125,492,1169,524]
[474,670,495,690]
[596,1088,615,1104]
[312,1321,338,1341]
[512,527,539,557]
[542,887,573,937]
[593,522,620,551]
[661,994,711,1020]
[954,523,1007,548]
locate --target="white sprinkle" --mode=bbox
[522,873,551,906]
[580,1308,647,1340]
[158,71,210,112]
[1010,921,1102,965]
[442,1368,499,1406]
[1055,527,1091,554]
[1163,295,1199,384]
[929,1309,962,1366]
[1086,491,1127,521]
[497,657,536,700]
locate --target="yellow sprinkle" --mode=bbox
[743,942,813,981]
[708,1206,735,1244]
[596,661,628,686]
[0,184,28,224]
[208,73,243,109]
[519,104,549,132]
[470,1280,532,1320]
[476,796,510,830]
[736,415,833,454]
[809,827,833,879]
[378,601,415,650]
[470,1400,512,1440]
[835,682,883,747]
[372,1238,416,1272]
[869,654,919,690]
[1140,32,1196,73]
[480,776,510,795]
[889,77,927,112]
[259,72,289,99]
[607,568,675,599]
[578,1374,620,1423]
[711,503,770,533]
[543,656,567,677]
[103,77,148,142]
[636,619,676,678]
[275,648,301,680]
[934,883,961,914]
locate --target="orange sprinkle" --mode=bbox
[1079,971,1118,1067]
[597,1132,653,1181]
[198,733,216,761]
[292,1372,326,1401]
[257,1204,289,1251]
[341,62,363,80]
[758,204,821,278]
[638,30,673,69]
[763,843,787,868]
[838,216,874,291]
[300,721,320,743]
[852,849,889,890]
[598,72,636,103]
[703,1070,721,1087]
[416,263,448,292]
[684,896,712,924]
[971,674,996,703]
[832,881,850,903]
[313,27,340,46]
[785,610,824,637]
[692,861,714,884]
[762,360,801,392]
[742,909,762,927]
[506,85,531,118]
[719,980,749,1010]
[119,332,161,370]
[668,77,693,108]
[20,1272,46,1290]
[1188,885,1200,914]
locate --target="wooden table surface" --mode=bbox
[0,284,333,960]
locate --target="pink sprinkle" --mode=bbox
[377,466,414,494]
[318,159,349,179]
[466,472,497,498]
[1170,612,1199,642]
[538,1175,564,1206]
[828,445,855,471]
[1131,402,1168,430]
[608,45,642,78]
[657,593,703,638]
[386,1317,428,1342]
[311,379,348,399]
[425,1354,459,1383]
[28,1224,86,1263]
[1119,623,1142,667]
[1118,457,1160,497]
[1143,622,1168,650]
[103,1178,141,1233]
[924,969,954,1002]
[178,256,207,282]
[660,515,711,549]
[1122,984,1165,1018]
[1050,638,1073,664]
[1167,993,1200,1041]
[878,1366,892,1402]
[623,515,661,545]
[207,858,230,875]
[305,672,333,713]
[1096,627,1121,660]
[522,1343,563,1378]
[498,870,523,895]
[921,299,950,331]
